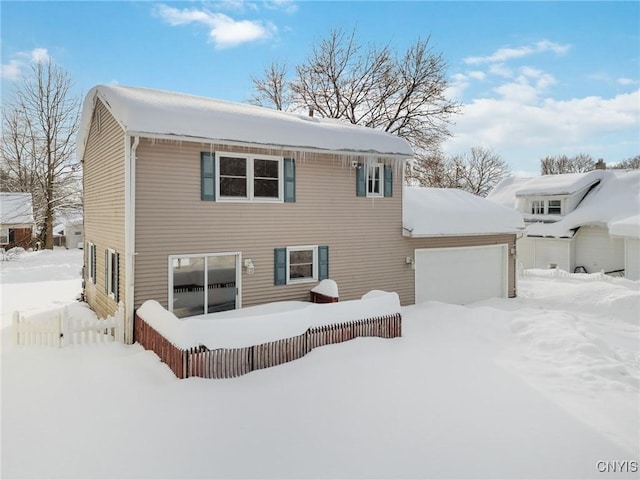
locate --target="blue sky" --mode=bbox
[1,1,638,174]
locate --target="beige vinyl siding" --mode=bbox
[134,139,409,310]
[82,99,126,319]
[133,138,518,311]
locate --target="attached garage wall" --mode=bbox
[414,244,508,305]
[624,239,639,281]
[403,234,517,304]
[574,226,624,274]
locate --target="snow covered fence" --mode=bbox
[12,303,125,347]
[521,268,626,282]
[134,296,402,379]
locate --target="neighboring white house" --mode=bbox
[488,170,640,280]
[53,217,84,249]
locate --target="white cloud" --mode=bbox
[446,73,470,100]
[488,63,513,78]
[617,77,636,86]
[155,4,276,49]
[264,0,298,14]
[443,90,640,172]
[1,48,50,80]
[468,71,486,80]
[464,40,570,65]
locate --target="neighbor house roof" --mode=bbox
[403,187,525,237]
[77,85,414,161]
[489,170,640,239]
[514,170,605,196]
[0,192,34,225]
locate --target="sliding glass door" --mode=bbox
[170,253,240,318]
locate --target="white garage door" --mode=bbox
[415,245,508,305]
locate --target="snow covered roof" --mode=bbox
[489,170,640,239]
[486,176,534,208]
[403,187,525,237]
[77,85,414,161]
[0,193,34,225]
[514,170,605,197]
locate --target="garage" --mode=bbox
[415,244,508,305]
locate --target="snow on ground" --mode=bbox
[1,249,639,479]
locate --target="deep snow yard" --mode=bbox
[1,249,639,479]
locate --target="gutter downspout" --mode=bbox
[124,135,139,344]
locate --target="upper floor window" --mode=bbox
[528,198,563,215]
[202,152,295,203]
[367,164,383,197]
[356,162,393,197]
[531,200,544,215]
[548,200,561,215]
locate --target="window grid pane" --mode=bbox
[289,248,314,280]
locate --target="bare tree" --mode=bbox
[248,60,292,111]
[1,60,81,249]
[250,28,461,155]
[609,155,640,169]
[540,153,595,175]
[407,147,509,197]
[452,147,510,196]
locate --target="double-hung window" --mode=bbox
[547,199,562,215]
[529,198,563,215]
[356,162,393,197]
[531,200,544,215]
[0,228,8,245]
[105,248,119,301]
[274,245,329,285]
[367,164,383,197]
[202,152,295,202]
[288,246,318,283]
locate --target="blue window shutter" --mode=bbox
[384,165,393,197]
[113,252,119,302]
[274,248,287,285]
[318,246,329,280]
[201,152,215,201]
[104,249,109,294]
[91,244,96,283]
[356,164,366,197]
[284,158,296,202]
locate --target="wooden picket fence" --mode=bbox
[13,303,125,347]
[134,312,402,379]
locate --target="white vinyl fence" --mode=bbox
[13,303,125,347]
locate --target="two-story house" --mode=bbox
[488,170,640,279]
[78,85,521,343]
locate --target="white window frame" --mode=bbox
[528,197,564,215]
[167,252,242,315]
[286,245,318,284]
[547,199,562,215]
[0,228,9,244]
[367,163,384,198]
[106,248,118,299]
[87,241,96,284]
[215,152,283,202]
